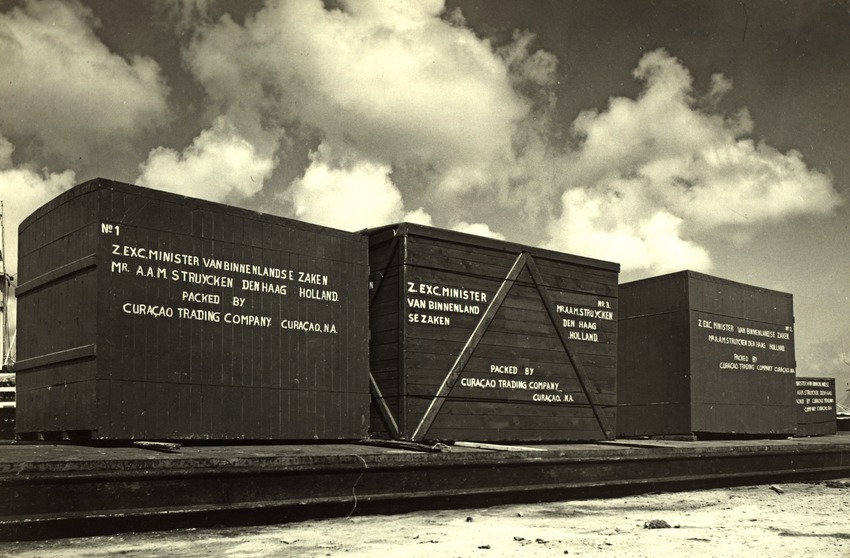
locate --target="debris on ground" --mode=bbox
[644,519,671,529]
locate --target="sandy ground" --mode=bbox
[2,479,849,558]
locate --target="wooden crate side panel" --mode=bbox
[618,273,690,319]
[401,274,617,362]
[94,380,371,440]
[17,221,98,290]
[96,182,365,258]
[617,311,691,436]
[16,264,98,367]
[426,402,609,442]
[96,216,368,383]
[532,258,618,298]
[433,282,615,403]
[795,377,837,437]
[689,309,797,434]
[400,388,616,430]
[17,186,100,363]
[400,260,501,438]
[398,223,618,273]
[366,233,403,437]
[15,376,97,434]
[692,402,796,435]
[17,183,100,275]
[370,276,401,434]
[369,264,401,342]
[796,421,837,437]
[368,231,401,277]
[406,238,616,295]
[400,251,616,441]
[16,186,102,434]
[688,273,794,324]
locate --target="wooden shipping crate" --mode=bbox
[15,178,370,440]
[795,377,837,437]
[618,271,797,438]
[365,223,619,442]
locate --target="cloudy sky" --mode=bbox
[1,0,849,391]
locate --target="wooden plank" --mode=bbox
[453,441,547,452]
[15,254,97,296]
[358,439,447,452]
[400,222,618,272]
[407,241,616,295]
[14,345,97,372]
[398,234,410,436]
[132,440,181,452]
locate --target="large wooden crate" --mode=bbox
[15,178,370,440]
[365,223,619,442]
[795,377,837,437]
[618,271,797,437]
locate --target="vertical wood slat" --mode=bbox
[398,233,409,436]
[410,253,528,441]
[524,255,613,440]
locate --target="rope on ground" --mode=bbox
[346,454,368,519]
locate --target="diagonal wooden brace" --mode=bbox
[410,252,529,442]
[524,255,613,440]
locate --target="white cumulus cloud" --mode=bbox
[0,135,76,348]
[451,222,507,241]
[184,0,535,200]
[547,188,710,272]
[192,0,526,165]
[546,49,840,273]
[0,135,76,278]
[0,0,170,162]
[136,118,276,203]
[289,144,432,232]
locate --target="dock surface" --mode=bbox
[2,433,849,541]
